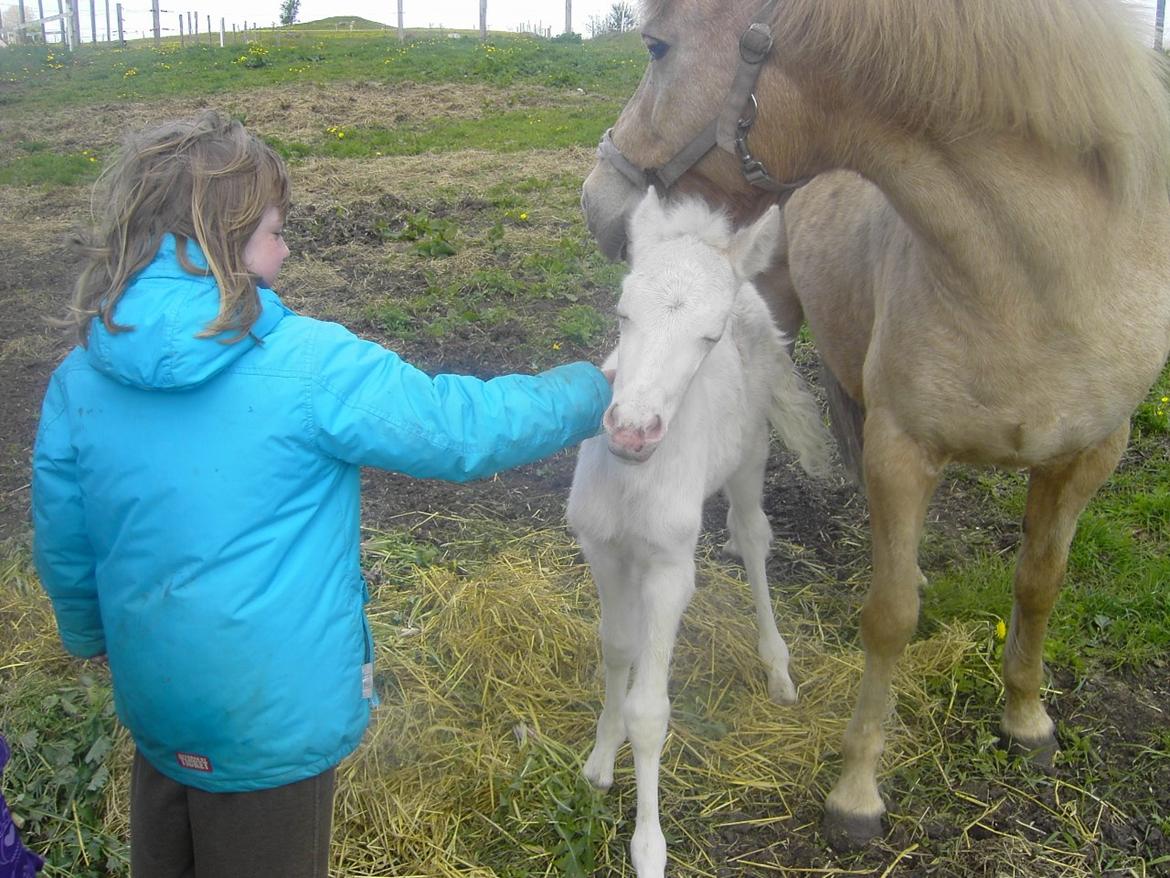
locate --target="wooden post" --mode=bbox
[151,0,159,46]
[116,1,123,45]
[564,0,570,35]
[178,12,184,46]
[104,0,110,41]
[219,16,224,47]
[397,0,403,41]
[36,0,46,42]
[1157,0,1166,53]
[479,0,485,40]
[88,0,95,42]
[56,0,67,47]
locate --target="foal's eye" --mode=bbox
[643,36,670,61]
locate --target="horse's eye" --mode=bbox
[643,36,670,61]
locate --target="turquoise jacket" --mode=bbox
[32,235,610,792]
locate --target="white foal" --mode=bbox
[567,189,831,878]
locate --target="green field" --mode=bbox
[1,23,1169,878]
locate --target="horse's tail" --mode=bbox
[820,362,866,491]
[768,352,834,478]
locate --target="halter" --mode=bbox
[597,0,808,195]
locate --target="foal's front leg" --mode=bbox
[625,555,696,878]
[582,544,643,791]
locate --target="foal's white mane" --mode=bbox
[628,196,735,261]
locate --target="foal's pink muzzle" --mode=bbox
[603,404,664,463]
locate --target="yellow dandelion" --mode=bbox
[995,619,1007,641]
[551,342,562,351]
[519,212,528,221]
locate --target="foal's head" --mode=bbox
[604,188,781,462]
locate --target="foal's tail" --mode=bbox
[769,353,834,479]
[821,362,866,491]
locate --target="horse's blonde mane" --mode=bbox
[770,0,1170,205]
[642,0,1170,207]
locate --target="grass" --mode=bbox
[0,29,645,112]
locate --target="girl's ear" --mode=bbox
[727,204,782,281]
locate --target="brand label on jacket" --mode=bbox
[362,662,373,699]
[176,752,213,773]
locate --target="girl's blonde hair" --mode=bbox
[69,109,291,345]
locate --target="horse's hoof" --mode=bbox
[821,805,885,851]
[998,729,1058,769]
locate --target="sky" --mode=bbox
[9,0,1167,48]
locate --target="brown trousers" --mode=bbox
[130,750,335,878]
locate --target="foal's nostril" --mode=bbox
[645,415,664,442]
[603,405,619,432]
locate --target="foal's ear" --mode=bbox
[628,186,667,249]
[728,205,783,281]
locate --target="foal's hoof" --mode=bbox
[822,806,885,851]
[998,729,1058,769]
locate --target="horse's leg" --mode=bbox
[1000,422,1129,762]
[582,544,643,791]
[823,410,943,850]
[625,555,696,878]
[724,435,798,704]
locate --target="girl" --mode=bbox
[31,110,611,877]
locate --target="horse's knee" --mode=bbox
[859,588,919,655]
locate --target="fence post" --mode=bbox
[219,16,223,47]
[36,0,46,42]
[1157,0,1166,53]
[151,0,159,45]
[178,12,183,46]
[56,0,67,47]
[88,0,95,42]
[116,1,123,44]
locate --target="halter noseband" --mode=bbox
[598,0,807,195]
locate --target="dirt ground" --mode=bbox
[2,85,1168,876]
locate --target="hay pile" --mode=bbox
[328,526,982,877]
[1,524,990,876]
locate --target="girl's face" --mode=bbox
[243,206,289,288]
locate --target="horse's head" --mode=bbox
[604,189,782,462]
[582,0,819,262]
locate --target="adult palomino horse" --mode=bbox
[581,0,1170,850]
[568,188,829,877]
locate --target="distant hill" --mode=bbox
[293,16,393,30]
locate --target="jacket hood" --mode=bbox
[85,234,289,390]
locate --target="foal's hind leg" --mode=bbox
[724,436,798,704]
[1000,423,1129,762]
[823,410,943,850]
[582,544,643,792]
